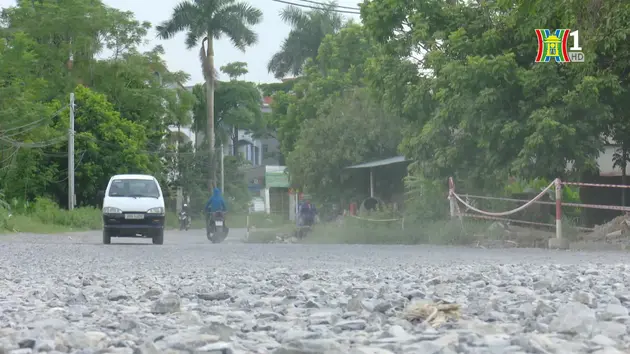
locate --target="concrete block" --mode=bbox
[548,237,570,250]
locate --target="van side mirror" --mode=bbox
[97,190,105,198]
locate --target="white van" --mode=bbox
[101,174,165,245]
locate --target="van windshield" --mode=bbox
[108,179,160,198]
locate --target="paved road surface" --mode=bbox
[1,229,630,353]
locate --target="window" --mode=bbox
[108,179,160,198]
[263,144,269,154]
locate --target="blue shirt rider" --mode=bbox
[298,200,316,226]
[205,187,227,214]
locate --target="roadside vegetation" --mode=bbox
[3,0,630,243]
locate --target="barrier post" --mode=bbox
[548,178,569,249]
[246,214,250,241]
[448,177,456,219]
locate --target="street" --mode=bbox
[0,229,629,353]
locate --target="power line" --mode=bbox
[291,0,360,11]
[0,147,20,171]
[0,135,67,149]
[0,147,20,166]
[0,105,68,137]
[272,0,360,14]
[49,151,86,183]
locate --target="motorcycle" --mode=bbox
[178,210,191,231]
[206,211,229,243]
[295,213,315,239]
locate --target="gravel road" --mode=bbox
[1,229,630,353]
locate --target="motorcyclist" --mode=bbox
[205,187,227,230]
[298,199,316,227]
[179,203,190,229]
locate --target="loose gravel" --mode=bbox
[1,230,630,353]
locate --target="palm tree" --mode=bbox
[156,0,262,187]
[267,2,343,79]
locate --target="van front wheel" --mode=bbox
[102,230,112,244]
[152,230,164,245]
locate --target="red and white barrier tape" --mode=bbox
[450,180,555,217]
[458,194,630,212]
[458,213,554,228]
[562,181,630,189]
[458,213,594,231]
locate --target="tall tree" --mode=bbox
[0,0,198,208]
[220,61,248,81]
[191,80,264,155]
[267,2,343,79]
[271,23,374,155]
[156,0,263,189]
[287,88,402,201]
[360,0,621,191]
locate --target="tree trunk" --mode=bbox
[232,125,238,156]
[205,38,216,190]
[177,123,182,185]
[623,143,627,207]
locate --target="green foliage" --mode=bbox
[222,156,251,212]
[272,23,378,155]
[258,80,297,97]
[156,0,263,52]
[1,85,155,207]
[267,2,344,79]
[168,142,251,214]
[360,0,629,192]
[287,88,401,200]
[246,218,471,245]
[28,197,102,229]
[504,177,580,204]
[0,0,209,211]
[157,0,263,187]
[404,173,449,222]
[191,80,264,142]
[220,61,248,81]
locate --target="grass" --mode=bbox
[245,214,489,245]
[0,197,292,234]
[245,224,296,243]
[248,210,512,245]
[244,213,589,248]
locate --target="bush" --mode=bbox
[0,195,273,233]
[0,206,13,231]
[404,173,449,222]
[30,197,102,229]
[302,217,472,245]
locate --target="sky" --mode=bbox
[0,0,361,86]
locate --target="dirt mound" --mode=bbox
[472,222,554,248]
[582,214,630,243]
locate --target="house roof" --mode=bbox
[345,156,410,169]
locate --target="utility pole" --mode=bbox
[68,93,75,210]
[220,143,225,193]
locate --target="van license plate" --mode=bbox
[125,214,144,219]
[215,221,223,226]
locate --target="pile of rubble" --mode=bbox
[265,231,298,244]
[473,221,553,248]
[584,214,630,242]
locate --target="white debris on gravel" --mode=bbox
[1,231,630,353]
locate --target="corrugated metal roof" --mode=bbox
[345,156,410,169]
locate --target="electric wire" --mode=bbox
[271,0,360,14]
[288,0,360,10]
[48,151,86,183]
[0,105,68,136]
